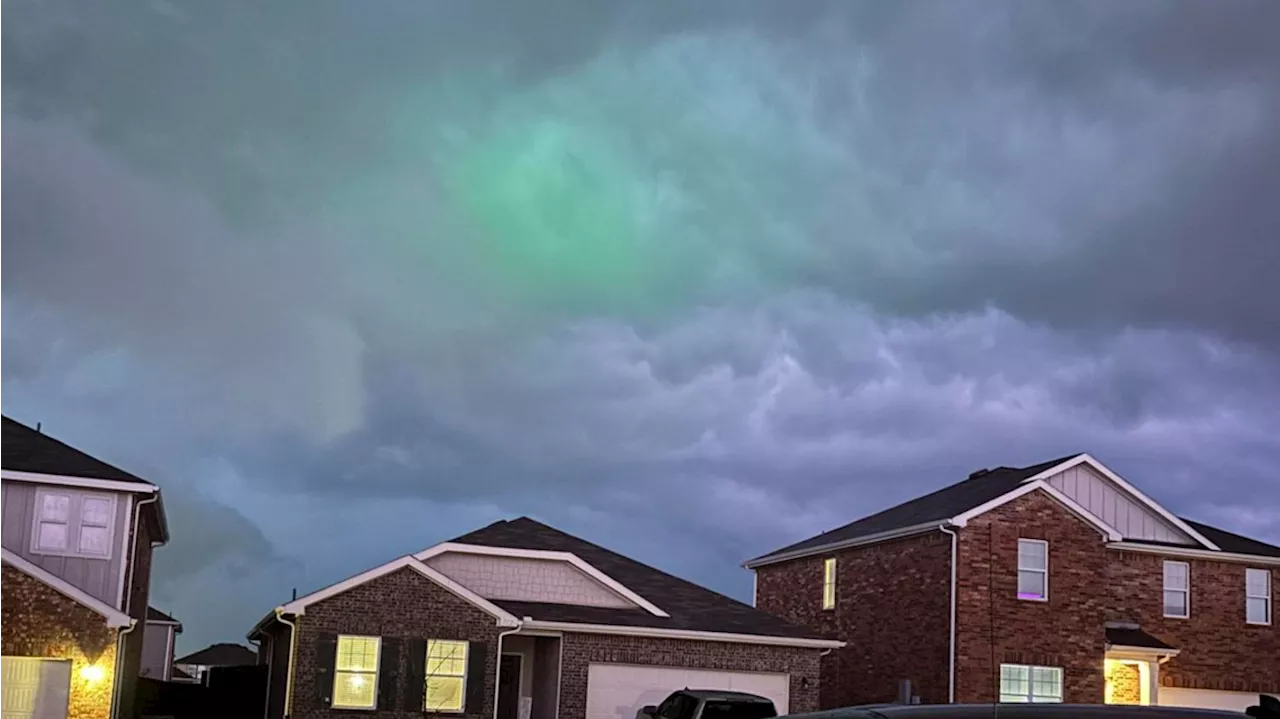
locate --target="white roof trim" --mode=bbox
[1107,645,1181,659]
[279,555,519,626]
[1020,454,1219,550]
[2,469,159,493]
[1107,542,1280,566]
[742,521,943,569]
[520,620,845,649]
[951,480,1124,541]
[1,548,134,628]
[415,542,670,618]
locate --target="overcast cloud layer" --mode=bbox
[4,0,1279,652]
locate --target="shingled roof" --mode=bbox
[2,416,153,485]
[748,455,1081,565]
[452,517,827,640]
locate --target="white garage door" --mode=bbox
[1159,687,1273,712]
[586,664,789,719]
[1,657,71,719]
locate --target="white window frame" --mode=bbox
[424,639,469,713]
[999,663,1063,703]
[1246,568,1272,626]
[332,635,381,710]
[1016,539,1048,602]
[29,488,117,560]
[1162,560,1190,619]
[822,557,836,610]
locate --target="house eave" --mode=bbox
[520,620,845,649]
[1106,542,1280,566]
[743,521,945,569]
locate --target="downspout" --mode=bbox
[111,493,160,719]
[939,524,958,704]
[277,609,299,719]
[492,621,526,719]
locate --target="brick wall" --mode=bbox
[289,566,501,719]
[1107,549,1279,693]
[954,490,1109,703]
[557,633,821,719]
[1,564,119,719]
[1105,662,1142,704]
[754,531,952,707]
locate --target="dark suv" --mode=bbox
[638,690,780,719]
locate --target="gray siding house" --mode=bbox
[141,607,183,681]
[1,416,170,719]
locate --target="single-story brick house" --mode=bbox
[248,517,839,719]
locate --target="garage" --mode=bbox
[1,657,72,719]
[585,664,790,719]
[1159,687,1273,712]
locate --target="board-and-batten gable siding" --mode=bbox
[0,479,132,606]
[423,552,637,608]
[1043,464,1195,544]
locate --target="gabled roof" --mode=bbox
[1105,625,1176,652]
[748,455,1079,566]
[1180,519,1280,558]
[451,518,828,641]
[749,453,1280,568]
[1,417,153,485]
[174,643,257,667]
[147,606,183,631]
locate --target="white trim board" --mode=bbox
[415,542,669,618]
[2,469,159,493]
[1,548,134,627]
[951,480,1124,541]
[1107,542,1280,566]
[1020,454,1219,550]
[520,620,845,649]
[279,555,520,626]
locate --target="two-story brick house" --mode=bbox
[1,417,170,719]
[748,453,1279,713]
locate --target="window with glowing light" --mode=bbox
[333,635,380,709]
[999,664,1062,703]
[821,558,836,610]
[424,639,469,712]
[30,488,116,558]
[1016,539,1048,601]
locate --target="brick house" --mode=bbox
[1,417,170,719]
[748,453,1279,713]
[248,517,840,719]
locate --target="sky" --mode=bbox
[3,0,1279,653]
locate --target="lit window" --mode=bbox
[35,491,71,552]
[425,640,468,713]
[1246,568,1271,625]
[999,664,1063,703]
[1163,561,1190,618]
[31,490,116,558]
[822,558,836,610]
[79,497,113,556]
[333,635,380,709]
[1017,539,1048,601]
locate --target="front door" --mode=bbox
[497,654,523,719]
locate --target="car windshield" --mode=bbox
[701,701,777,719]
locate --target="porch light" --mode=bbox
[79,664,106,683]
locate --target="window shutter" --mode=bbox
[315,632,338,708]
[378,637,401,711]
[464,640,488,715]
[403,638,427,711]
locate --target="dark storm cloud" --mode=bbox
[4,0,1279,650]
